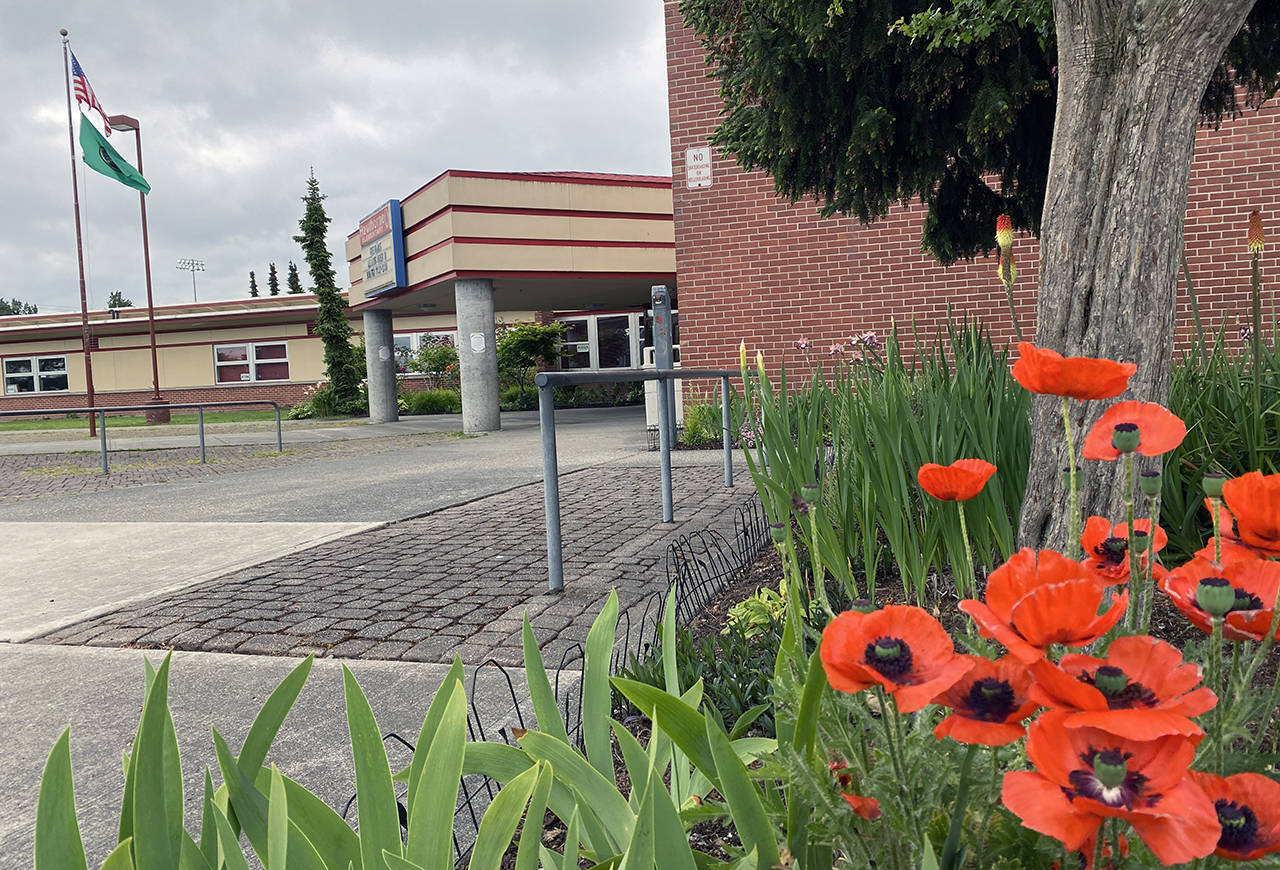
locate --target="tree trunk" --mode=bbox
[1018,0,1256,549]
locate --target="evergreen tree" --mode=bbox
[267,262,280,296]
[293,169,361,411]
[106,291,133,308]
[0,298,38,315]
[286,261,305,294]
[248,271,259,298]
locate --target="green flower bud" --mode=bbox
[1196,576,1235,618]
[850,599,876,614]
[1130,530,1150,554]
[1093,665,1128,696]
[1140,470,1162,498]
[769,523,786,544]
[800,483,820,504]
[1111,423,1141,453]
[1092,750,1129,789]
[1203,473,1227,499]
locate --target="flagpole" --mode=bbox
[60,29,98,438]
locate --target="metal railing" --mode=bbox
[534,367,742,592]
[0,400,283,474]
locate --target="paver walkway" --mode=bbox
[32,463,760,667]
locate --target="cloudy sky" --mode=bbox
[2,2,672,314]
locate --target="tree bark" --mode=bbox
[1018,0,1256,549]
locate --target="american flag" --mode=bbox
[70,51,110,136]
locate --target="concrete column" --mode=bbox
[455,278,501,432]
[362,308,399,423]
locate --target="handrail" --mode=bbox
[0,400,284,474]
[535,367,743,592]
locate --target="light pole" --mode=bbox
[108,113,168,422]
[176,258,204,302]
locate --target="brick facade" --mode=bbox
[664,1,1278,371]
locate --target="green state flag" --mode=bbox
[79,114,150,194]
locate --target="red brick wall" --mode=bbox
[664,1,1277,371]
[0,383,314,416]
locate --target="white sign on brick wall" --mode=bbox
[685,147,712,189]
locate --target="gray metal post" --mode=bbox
[538,382,564,592]
[274,406,283,453]
[721,375,733,487]
[98,411,108,474]
[198,406,206,463]
[651,285,677,446]
[656,374,674,523]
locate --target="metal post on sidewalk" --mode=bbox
[274,406,283,453]
[721,375,733,487]
[656,372,674,523]
[98,411,108,474]
[537,381,564,592]
[197,407,206,463]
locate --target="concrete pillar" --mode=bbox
[455,278,501,432]
[362,308,399,423]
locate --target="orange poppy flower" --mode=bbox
[1002,712,1219,864]
[933,654,1039,746]
[1081,401,1186,460]
[1027,635,1216,740]
[1011,343,1137,401]
[842,792,882,820]
[1222,472,1280,557]
[1188,770,1280,861]
[1158,557,1280,642]
[959,549,1127,663]
[1079,516,1169,586]
[820,605,969,713]
[917,459,997,501]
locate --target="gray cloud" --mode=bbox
[1,1,671,312]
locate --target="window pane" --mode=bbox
[216,346,248,363]
[254,343,287,360]
[254,361,289,381]
[5,375,35,393]
[38,373,69,392]
[560,319,589,342]
[596,316,631,369]
[216,363,251,383]
[561,343,591,370]
[38,357,67,373]
[5,359,32,375]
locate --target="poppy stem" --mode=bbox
[939,743,978,870]
[808,508,834,619]
[1123,453,1138,631]
[957,501,976,601]
[1061,397,1080,559]
[1091,822,1106,870]
[1210,617,1225,774]
[1210,496,1223,565]
[874,686,907,788]
[1140,491,1161,634]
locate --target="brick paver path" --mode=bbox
[32,464,760,667]
[0,433,454,503]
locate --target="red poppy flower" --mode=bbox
[1027,635,1216,740]
[1222,472,1280,557]
[842,792,882,820]
[1002,712,1219,864]
[1159,557,1280,641]
[933,655,1039,746]
[960,549,1127,663]
[1081,401,1186,460]
[820,605,969,713]
[1194,498,1265,565]
[1189,770,1280,861]
[1079,516,1169,586]
[1011,343,1137,401]
[917,459,997,501]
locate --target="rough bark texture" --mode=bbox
[1018,0,1256,549]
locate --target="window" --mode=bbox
[4,355,68,394]
[555,313,643,370]
[214,342,289,383]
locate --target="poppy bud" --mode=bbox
[1249,210,1265,254]
[850,599,876,614]
[1196,576,1235,618]
[1129,530,1150,554]
[769,522,786,543]
[1139,469,1162,498]
[801,483,820,504]
[1203,472,1227,499]
[1092,749,1129,789]
[1093,665,1128,696]
[1111,423,1140,453]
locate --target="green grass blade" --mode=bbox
[97,838,134,870]
[465,763,540,870]
[341,666,401,870]
[523,614,570,743]
[34,727,88,870]
[406,657,464,818]
[584,591,619,781]
[267,767,288,870]
[515,763,553,870]
[405,682,466,870]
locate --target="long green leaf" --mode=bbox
[647,760,697,870]
[198,770,219,870]
[523,614,570,743]
[405,682,466,870]
[382,855,427,870]
[249,767,362,870]
[267,767,288,870]
[515,763,553,870]
[34,727,88,870]
[178,832,213,870]
[583,591,619,781]
[518,730,634,852]
[659,586,691,802]
[210,807,253,870]
[133,652,175,870]
[610,678,715,777]
[97,838,134,870]
[704,717,779,870]
[466,762,540,870]
[406,657,464,817]
[342,665,402,870]
[463,743,597,850]
[238,656,314,777]
[610,719,649,808]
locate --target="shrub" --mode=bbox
[403,388,461,415]
[286,379,367,419]
[499,385,538,411]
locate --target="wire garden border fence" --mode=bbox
[343,498,769,863]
